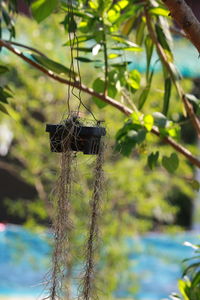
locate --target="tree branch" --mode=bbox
[0,160,20,176]
[162,0,200,53]
[1,39,200,168]
[0,40,132,115]
[3,40,46,57]
[169,26,187,38]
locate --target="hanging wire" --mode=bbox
[66,0,98,122]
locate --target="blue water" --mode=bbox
[0,224,199,299]
[0,224,51,297]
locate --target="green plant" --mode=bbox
[170,243,200,300]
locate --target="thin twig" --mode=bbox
[169,26,187,38]
[3,40,46,56]
[102,21,109,96]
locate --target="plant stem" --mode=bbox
[102,22,109,96]
[3,40,46,56]
[145,6,200,138]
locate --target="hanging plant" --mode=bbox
[46,114,106,300]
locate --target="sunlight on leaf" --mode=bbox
[31,0,58,23]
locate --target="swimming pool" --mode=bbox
[0,224,198,299]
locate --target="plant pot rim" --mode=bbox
[46,124,106,137]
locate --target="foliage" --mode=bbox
[0,0,200,298]
[170,243,200,300]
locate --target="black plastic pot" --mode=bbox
[46,120,106,155]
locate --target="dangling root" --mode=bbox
[80,142,105,300]
[48,148,74,300]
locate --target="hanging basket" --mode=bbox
[46,118,106,155]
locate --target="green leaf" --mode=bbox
[162,77,172,116]
[31,0,58,23]
[138,88,149,110]
[115,128,146,157]
[178,280,190,300]
[183,262,200,276]
[122,16,136,35]
[110,61,132,68]
[189,180,200,191]
[103,0,113,11]
[107,9,120,23]
[145,35,154,80]
[136,20,145,46]
[148,151,159,170]
[167,122,180,139]
[79,19,95,34]
[117,0,129,9]
[191,271,200,288]
[61,7,93,19]
[2,8,12,26]
[131,111,143,125]
[64,35,94,46]
[111,46,142,52]
[135,128,146,144]
[92,78,107,108]
[0,87,12,103]
[108,84,117,98]
[138,70,153,109]
[2,7,15,38]
[75,57,101,63]
[127,78,139,90]
[116,119,143,140]
[0,103,9,115]
[149,7,169,17]
[155,24,172,56]
[75,57,92,62]
[144,114,154,131]
[31,54,76,76]
[115,139,136,156]
[71,47,93,53]
[108,53,121,59]
[130,70,141,85]
[0,65,9,74]
[153,112,167,128]
[111,35,138,46]
[89,0,98,9]
[162,153,179,173]
[107,0,128,23]
[127,70,141,90]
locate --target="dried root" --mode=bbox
[48,148,74,300]
[79,141,105,300]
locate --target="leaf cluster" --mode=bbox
[170,243,200,300]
